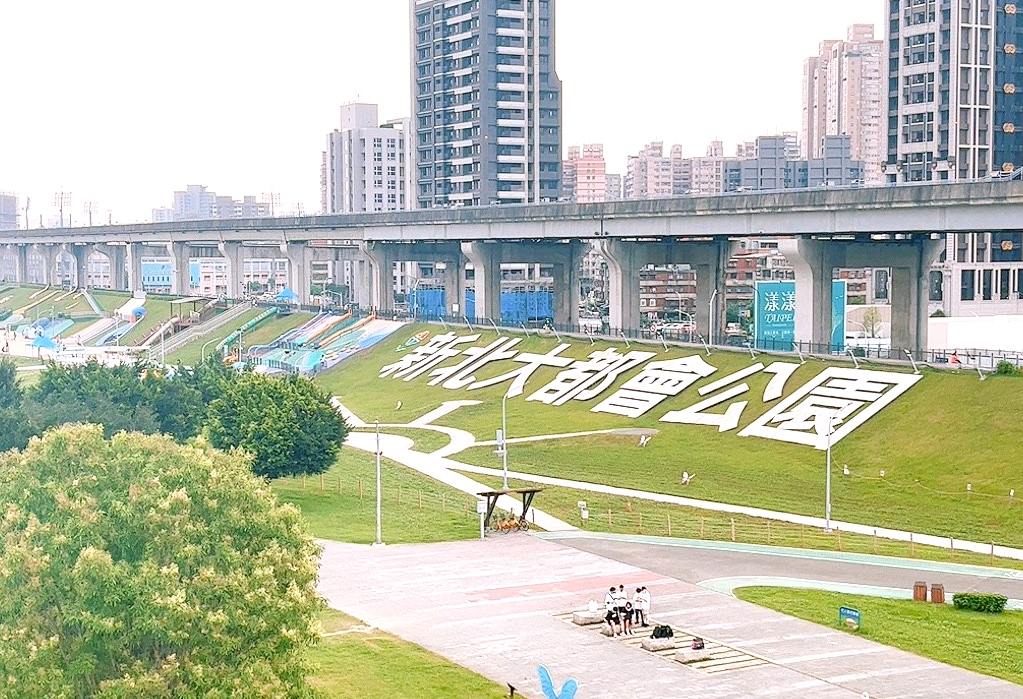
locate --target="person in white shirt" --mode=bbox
[639,586,651,626]
[615,585,632,635]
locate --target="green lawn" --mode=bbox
[1,286,97,322]
[309,609,508,699]
[351,426,452,454]
[735,587,1023,686]
[271,447,481,544]
[229,311,316,355]
[313,324,1023,551]
[163,308,266,366]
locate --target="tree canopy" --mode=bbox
[0,424,323,698]
[206,373,348,479]
[6,357,348,478]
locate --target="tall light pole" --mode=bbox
[375,419,383,545]
[825,414,834,533]
[54,191,71,228]
[708,288,719,345]
[82,202,97,227]
[500,393,510,490]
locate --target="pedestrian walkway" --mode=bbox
[318,535,1023,699]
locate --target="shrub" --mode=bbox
[952,592,1008,613]
[995,361,1022,377]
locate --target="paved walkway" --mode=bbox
[318,535,1023,699]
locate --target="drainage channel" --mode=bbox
[553,611,772,675]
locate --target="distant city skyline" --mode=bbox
[0,1,883,225]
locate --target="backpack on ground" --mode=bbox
[651,624,673,639]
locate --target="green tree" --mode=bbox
[0,424,323,699]
[0,359,29,451]
[206,373,348,478]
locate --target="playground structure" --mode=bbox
[246,311,405,374]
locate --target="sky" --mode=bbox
[0,0,884,226]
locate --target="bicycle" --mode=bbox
[488,511,530,533]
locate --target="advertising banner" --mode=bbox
[754,280,847,352]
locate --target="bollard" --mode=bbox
[800,524,804,548]
[667,514,672,537]
[766,521,771,545]
[700,517,704,539]
[319,474,324,491]
[359,479,363,499]
[607,509,613,526]
[730,518,736,542]
[638,512,643,533]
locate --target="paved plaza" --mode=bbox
[318,534,1023,699]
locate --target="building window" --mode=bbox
[960,269,975,301]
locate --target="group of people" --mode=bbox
[603,584,651,638]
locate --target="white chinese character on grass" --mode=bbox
[527,348,656,406]
[379,332,481,381]
[467,343,575,397]
[591,355,717,418]
[781,291,796,312]
[737,367,922,449]
[428,337,522,390]
[659,361,801,431]
[764,292,781,313]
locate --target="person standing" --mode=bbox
[639,586,651,626]
[632,587,646,627]
[604,586,620,637]
[622,600,635,636]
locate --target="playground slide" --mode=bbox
[116,296,146,320]
[311,313,357,348]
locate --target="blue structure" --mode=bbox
[464,289,553,324]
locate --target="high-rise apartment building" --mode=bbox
[152,185,271,222]
[321,103,414,214]
[883,1,1023,317]
[885,1,1023,181]
[802,25,884,183]
[410,0,562,207]
[605,173,623,200]
[625,142,678,199]
[0,193,18,230]
[563,144,607,202]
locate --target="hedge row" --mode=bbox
[952,593,1008,613]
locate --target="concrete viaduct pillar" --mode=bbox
[219,242,245,299]
[94,244,127,291]
[126,243,144,293]
[596,239,643,334]
[597,239,735,338]
[167,242,191,296]
[690,241,732,344]
[780,236,944,354]
[66,244,92,289]
[38,245,59,286]
[440,258,464,318]
[14,245,29,284]
[360,242,397,314]
[285,243,310,306]
[461,241,501,323]
[551,241,585,330]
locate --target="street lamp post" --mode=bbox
[375,419,383,545]
[825,414,834,533]
[500,393,509,490]
[708,289,719,345]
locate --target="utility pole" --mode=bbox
[83,202,97,227]
[261,192,280,217]
[54,190,71,228]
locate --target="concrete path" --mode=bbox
[343,430,575,532]
[318,535,1023,699]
